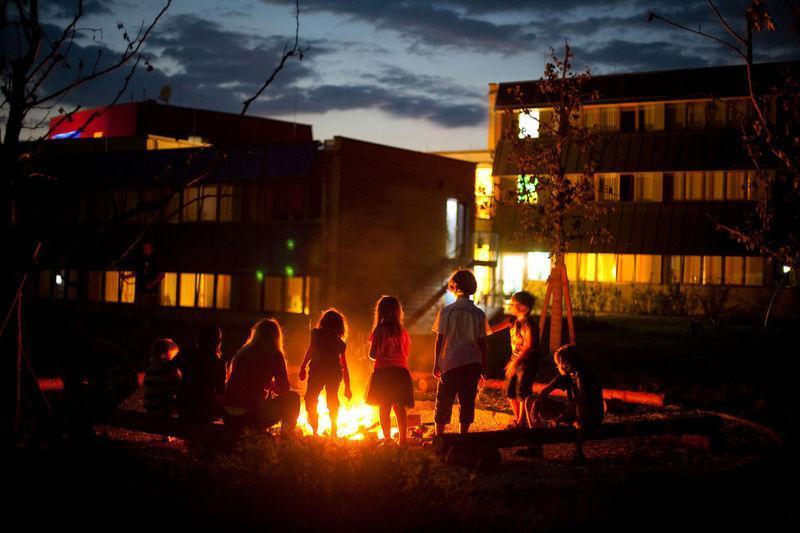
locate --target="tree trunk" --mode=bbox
[548,255,564,355]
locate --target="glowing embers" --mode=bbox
[296,395,396,441]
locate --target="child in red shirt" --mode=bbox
[365,296,414,444]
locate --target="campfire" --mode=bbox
[296,394,398,440]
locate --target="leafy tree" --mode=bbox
[504,44,607,354]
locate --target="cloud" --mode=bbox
[261,0,538,53]
[25,13,484,130]
[254,84,485,128]
[571,39,717,72]
[42,0,115,18]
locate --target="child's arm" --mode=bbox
[298,345,312,381]
[339,347,352,400]
[490,315,513,334]
[433,334,444,378]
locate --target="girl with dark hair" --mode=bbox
[365,296,414,444]
[298,309,352,437]
[222,318,300,437]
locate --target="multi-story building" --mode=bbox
[443,61,798,318]
[32,102,474,364]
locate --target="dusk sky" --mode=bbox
[34,0,800,151]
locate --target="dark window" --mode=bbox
[620,174,634,201]
[663,173,674,202]
[620,109,636,133]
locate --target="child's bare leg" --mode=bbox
[435,423,446,436]
[393,404,407,444]
[523,396,537,428]
[459,423,471,434]
[379,404,392,441]
[509,398,522,424]
[329,405,339,437]
[306,396,319,435]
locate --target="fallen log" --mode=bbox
[99,409,227,444]
[410,371,665,407]
[434,414,722,451]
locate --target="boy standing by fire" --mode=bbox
[432,270,491,436]
[491,291,541,428]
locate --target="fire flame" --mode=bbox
[296,394,398,440]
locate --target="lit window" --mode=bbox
[197,273,215,308]
[635,255,661,284]
[682,256,702,284]
[634,173,663,201]
[703,256,723,285]
[474,265,494,302]
[526,252,550,281]
[475,167,494,219]
[582,108,599,129]
[182,187,199,221]
[501,254,525,294]
[596,253,617,282]
[518,109,540,138]
[724,257,744,286]
[179,273,196,306]
[199,185,217,221]
[726,172,748,200]
[705,171,725,200]
[685,172,704,200]
[597,174,619,201]
[219,185,234,221]
[216,274,231,310]
[120,272,135,303]
[564,253,579,282]
[286,277,305,314]
[161,273,178,306]
[617,255,635,283]
[638,104,663,131]
[104,271,120,303]
[745,257,764,286]
[517,175,538,204]
[578,253,597,282]
[446,199,465,258]
[599,107,619,132]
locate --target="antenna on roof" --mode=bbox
[158,85,172,104]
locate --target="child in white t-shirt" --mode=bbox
[432,269,491,436]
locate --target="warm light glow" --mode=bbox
[783,265,792,274]
[526,252,550,281]
[286,238,296,250]
[518,109,540,138]
[475,166,494,219]
[55,273,64,285]
[296,395,395,440]
[502,254,525,294]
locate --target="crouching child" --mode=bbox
[143,338,181,417]
[525,344,603,463]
